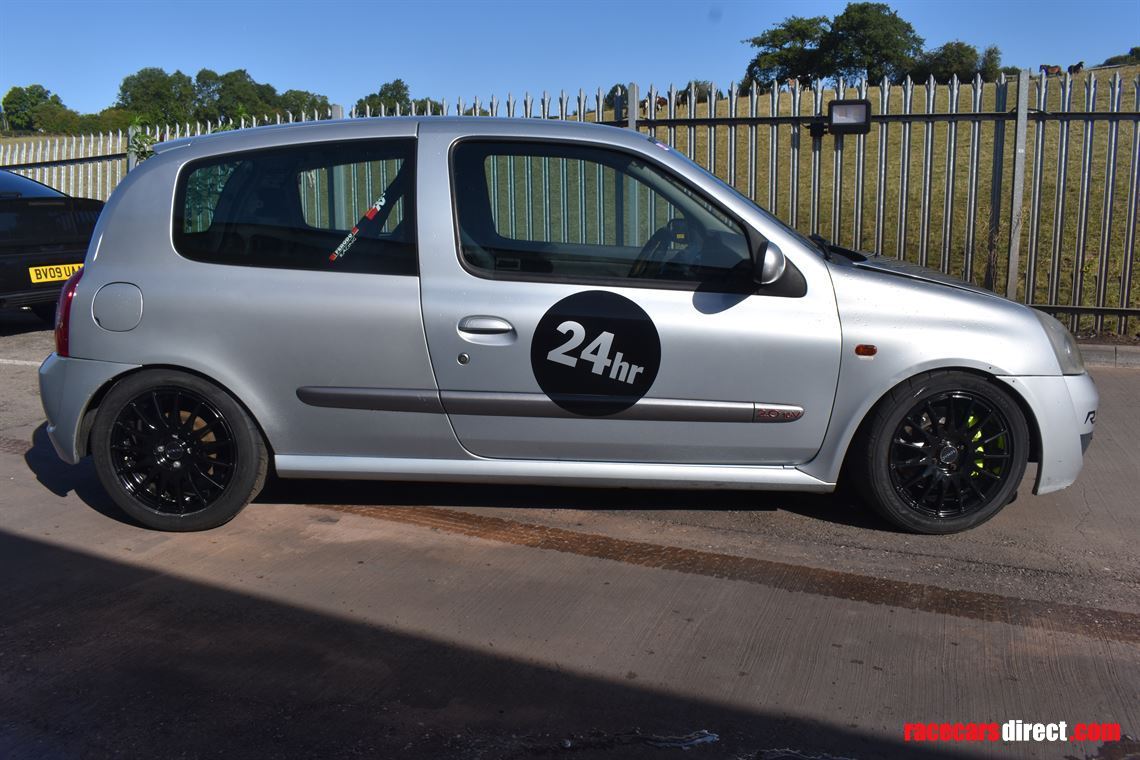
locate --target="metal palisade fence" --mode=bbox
[1,73,1137,332]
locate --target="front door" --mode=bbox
[417,125,840,465]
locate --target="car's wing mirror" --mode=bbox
[751,238,786,286]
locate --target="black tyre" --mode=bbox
[851,371,1029,534]
[91,369,267,531]
[30,303,56,323]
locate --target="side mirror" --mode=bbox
[751,239,786,286]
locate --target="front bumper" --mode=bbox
[997,372,1098,495]
[39,353,139,464]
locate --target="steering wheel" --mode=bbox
[629,218,694,278]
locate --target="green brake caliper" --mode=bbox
[969,413,1004,476]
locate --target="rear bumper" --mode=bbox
[997,372,1098,495]
[39,353,139,464]
[0,288,60,309]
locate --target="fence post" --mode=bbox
[127,125,138,172]
[627,82,638,129]
[331,104,344,120]
[1006,69,1030,300]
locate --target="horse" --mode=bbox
[1039,64,1063,76]
[639,96,668,114]
[1067,61,1085,74]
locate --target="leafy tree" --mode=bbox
[30,102,81,133]
[193,68,280,122]
[1101,46,1140,66]
[85,107,135,132]
[824,2,923,84]
[354,79,412,115]
[279,89,330,118]
[909,41,979,82]
[602,83,624,109]
[2,84,62,130]
[1001,65,1023,77]
[411,97,444,115]
[117,67,195,124]
[743,15,830,86]
[979,45,1002,82]
[677,81,723,106]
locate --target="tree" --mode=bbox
[742,15,830,86]
[117,67,195,124]
[824,2,923,84]
[354,79,412,115]
[909,41,979,82]
[30,102,80,133]
[1101,46,1140,66]
[2,84,62,130]
[279,89,330,118]
[83,107,135,133]
[602,83,624,108]
[979,45,1002,82]
[677,81,723,106]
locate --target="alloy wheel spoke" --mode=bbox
[111,388,236,516]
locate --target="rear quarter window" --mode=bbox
[173,138,416,276]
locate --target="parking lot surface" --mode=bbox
[1,308,1137,759]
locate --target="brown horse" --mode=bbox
[1039,64,1063,76]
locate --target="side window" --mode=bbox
[174,138,416,275]
[452,141,752,287]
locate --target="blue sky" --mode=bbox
[1,0,1137,115]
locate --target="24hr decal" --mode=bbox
[530,291,661,416]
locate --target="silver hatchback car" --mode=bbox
[39,117,1097,534]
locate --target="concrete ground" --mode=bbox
[0,307,1137,760]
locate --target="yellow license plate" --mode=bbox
[28,263,83,284]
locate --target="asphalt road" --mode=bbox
[0,307,1137,760]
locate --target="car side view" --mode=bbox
[38,117,1098,534]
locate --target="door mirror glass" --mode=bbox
[751,238,786,285]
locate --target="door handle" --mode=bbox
[458,316,514,335]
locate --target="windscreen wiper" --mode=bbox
[809,233,871,262]
[808,233,833,261]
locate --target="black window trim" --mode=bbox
[171,136,419,277]
[447,136,805,298]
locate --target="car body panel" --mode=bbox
[415,120,842,465]
[37,117,1096,502]
[38,353,139,464]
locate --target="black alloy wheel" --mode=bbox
[852,370,1030,534]
[109,387,236,515]
[92,370,267,531]
[888,391,1013,519]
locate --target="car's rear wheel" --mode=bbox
[91,369,267,531]
[852,371,1029,534]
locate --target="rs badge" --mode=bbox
[530,291,661,416]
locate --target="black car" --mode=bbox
[0,170,103,321]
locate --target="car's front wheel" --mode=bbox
[851,371,1030,534]
[91,369,267,531]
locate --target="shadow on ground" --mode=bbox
[20,423,890,533]
[0,527,957,760]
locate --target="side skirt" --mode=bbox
[274,455,836,492]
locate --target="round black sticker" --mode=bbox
[530,291,661,416]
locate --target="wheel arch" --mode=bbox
[840,366,1043,479]
[77,363,275,463]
